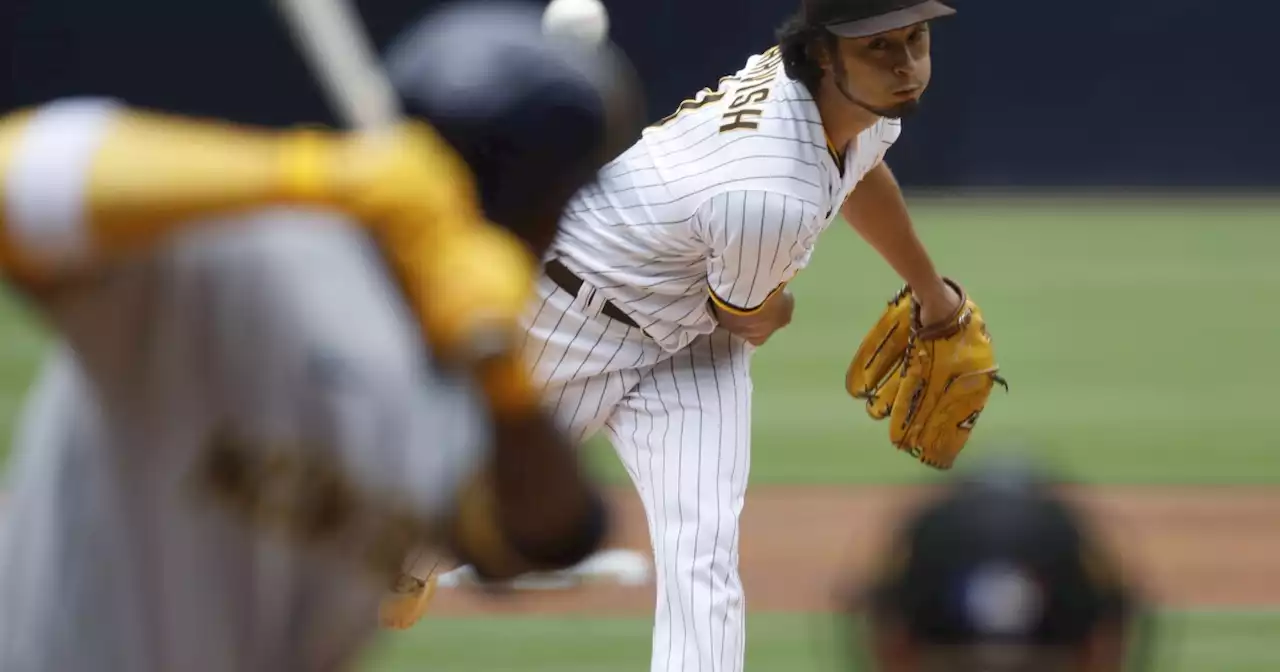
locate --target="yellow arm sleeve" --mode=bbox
[0,100,349,281]
[0,99,540,415]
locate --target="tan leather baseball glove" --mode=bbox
[846,280,1006,469]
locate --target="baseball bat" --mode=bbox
[272,0,446,590]
[273,0,403,130]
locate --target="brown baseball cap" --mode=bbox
[805,0,956,39]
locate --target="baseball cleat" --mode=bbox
[436,548,652,590]
[378,572,440,630]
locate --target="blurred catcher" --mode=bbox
[846,457,1152,672]
[0,2,642,670]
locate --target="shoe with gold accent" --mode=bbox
[378,572,439,630]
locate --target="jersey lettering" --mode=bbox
[718,47,782,133]
[719,109,763,132]
[651,47,784,132]
[729,87,770,110]
[654,89,728,127]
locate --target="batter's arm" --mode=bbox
[0,99,547,408]
[0,100,332,286]
[453,411,607,581]
[0,99,479,291]
[193,218,603,587]
[840,162,960,325]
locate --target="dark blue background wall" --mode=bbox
[2,0,1273,187]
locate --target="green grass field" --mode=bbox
[357,612,1280,672]
[1,196,1278,669]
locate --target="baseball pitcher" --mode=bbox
[0,4,641,669]
[441,0,1005,670]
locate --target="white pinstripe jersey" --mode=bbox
[549,46,901,352]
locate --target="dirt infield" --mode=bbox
[429,485,1280,616]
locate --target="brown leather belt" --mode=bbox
[544,259,640,328]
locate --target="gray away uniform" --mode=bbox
[0,209,489,672]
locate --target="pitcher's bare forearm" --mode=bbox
[841,162,960,323]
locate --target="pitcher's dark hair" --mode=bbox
[776,11,836,94]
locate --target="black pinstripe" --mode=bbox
[687,344,705,671]
[520,289,554,358]
[639,291,703,327]
[670,354,693,671]
[570,334,634,442]
[744,193,767,303]
[734,193,749,305]
[608,137,827,180]
[569,169,822,215]
[616,132,827,178]
[643,118,721,154]
[540,314,589,390]
[780,202,817,287]
[641,122,823,164]
[653,365,679,672]
[548,321,607,413]
[614,275,708,314]
[566,174,822,217]
[706,190,817,311]
[717,334,737,668]
[734,335,748,672]
[564,254,705,274]
[526,290,572,376]
[768,196,804,282]
[558,371,601,444]
[590,270,706,291]
[703,335,724,672]
[671,294,714,326]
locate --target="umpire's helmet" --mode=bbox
[847,456,1152,672]
[383,1,644,256]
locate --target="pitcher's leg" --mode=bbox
[432,277,661,592]
[524,275,663,443]
[608,331,754,672]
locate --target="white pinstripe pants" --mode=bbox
[524,275,754,672]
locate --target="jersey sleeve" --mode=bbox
[700,190,819,315]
